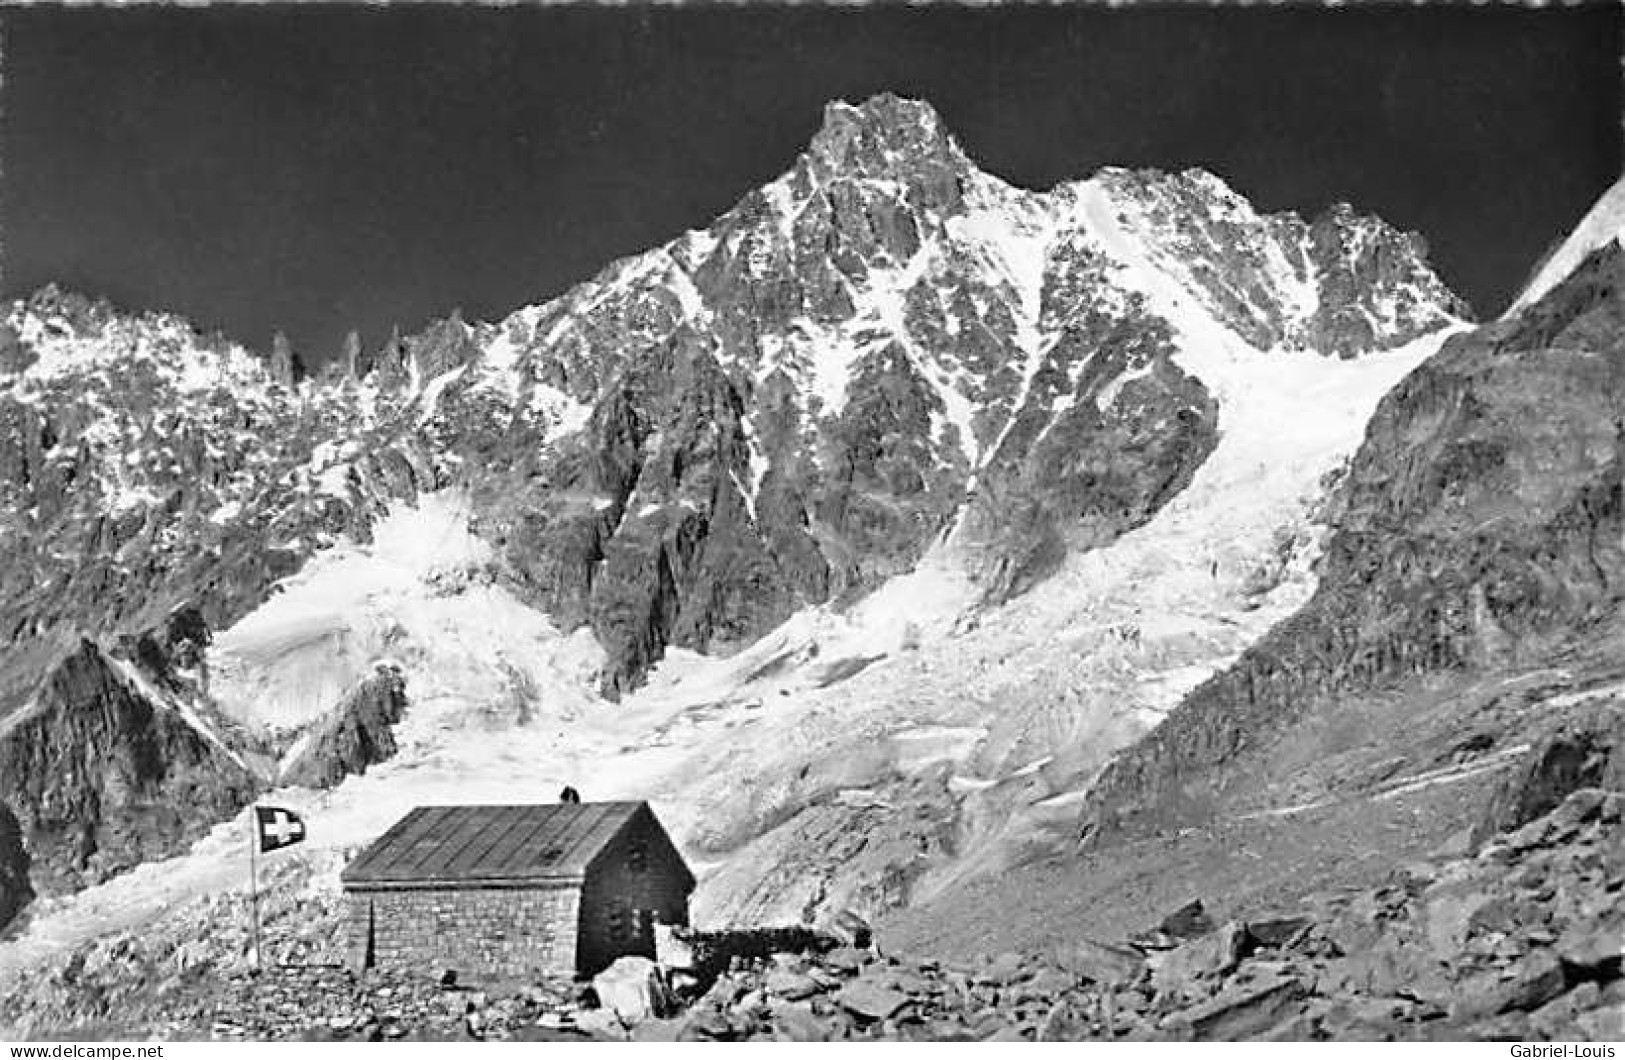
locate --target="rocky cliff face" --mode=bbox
[0,802,30,932]
[0,636,258,897]
[1081,236,1624,844]
[279,666,409,790]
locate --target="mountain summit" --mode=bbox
[805,94,975,181]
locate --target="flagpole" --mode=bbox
[249,805,263,974]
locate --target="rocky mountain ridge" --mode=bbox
[0,95,1467,691]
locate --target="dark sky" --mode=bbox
[3,5,1619,364]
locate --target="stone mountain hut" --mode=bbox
[341,802,694,978]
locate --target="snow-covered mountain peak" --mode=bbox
[283,101,1473,686]
[452,100,1469,459]
[0,94,1504,970]
[0,101,1476,718]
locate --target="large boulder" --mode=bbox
[593,955,674,1027]
[1475,700,1625,845]
[836,977,912,1021]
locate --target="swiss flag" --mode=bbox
[255,805,307,853]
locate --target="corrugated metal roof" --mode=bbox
[341,802,648,888]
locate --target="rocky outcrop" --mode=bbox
[959,330,1220,601]
[279,665,409,789]
[112,605,212,692]
[1474,698,1624,845]
[585,340,817,697]
[0,638,258,894]
[268,331,304,388]
[1082,241,1624,842]
[404,310,481,381]
[1301,204,1471,358]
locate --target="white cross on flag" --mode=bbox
[254,805,307,853]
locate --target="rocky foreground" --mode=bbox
[2,779,1618,1042]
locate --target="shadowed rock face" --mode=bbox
[0,638,258,896]
[112,606,212,693]
[1082,243,1625,843]
[958,329,1220,603]
[0,801,31,932]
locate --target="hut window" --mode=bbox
[628,846,648,873]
